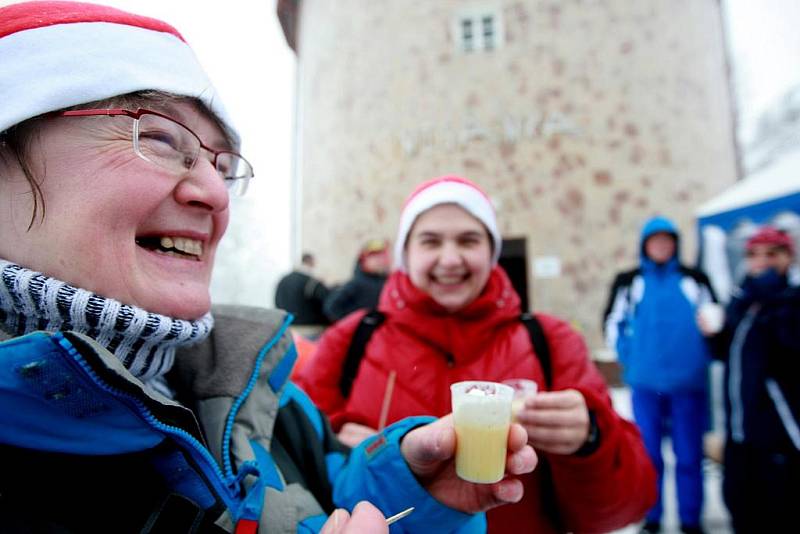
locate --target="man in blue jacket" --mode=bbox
[603,216,716,534]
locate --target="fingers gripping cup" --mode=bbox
[451,381,514,484]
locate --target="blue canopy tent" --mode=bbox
[697,150,800,302]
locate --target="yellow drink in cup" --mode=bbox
[503,378,538,422]
[451,381,513,484]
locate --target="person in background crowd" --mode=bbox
[603,216,716,534]
[0,3,537,532]
[275,251,331,326]
[298,175,656,534]
[323,239,390,322]
[699,226,799,533]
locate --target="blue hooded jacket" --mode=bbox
[603,216,715,392]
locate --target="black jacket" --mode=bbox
[274,270,330,325]
[710,271,800,453]
[323,265,386,322]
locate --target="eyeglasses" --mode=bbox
[56,108,253,196]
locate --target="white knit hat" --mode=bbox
[394,175,501,270]
[0,1,238,145]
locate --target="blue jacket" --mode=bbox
[0,305,483,533]
[603,217,716,392]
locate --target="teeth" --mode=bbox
[436,275,465,285]
[158,236,203,257]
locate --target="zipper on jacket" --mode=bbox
[221,313,293,477]
[52,332,242,509]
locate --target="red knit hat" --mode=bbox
[0,1,238,144]
[393,175,501,270]
[746,226,795,255]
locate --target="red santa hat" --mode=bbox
[393,175,501,270]
[0,1,238,144]
[746,225,795,255]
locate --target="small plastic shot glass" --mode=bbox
[450,381,514,484]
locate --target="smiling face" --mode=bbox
[0,99,230,319]
[405,203,493,312]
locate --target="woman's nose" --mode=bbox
[438,242,462,265]
[174,158,230,212]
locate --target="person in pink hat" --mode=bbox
[298,175,657,533]
[699,225,799,532]
[0,3,537,532]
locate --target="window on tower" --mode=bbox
[462,18,474,52]
[455,9,503,53]
[482,15,494,50]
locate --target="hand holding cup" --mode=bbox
[502,378,539,422]
[399,411,537,513]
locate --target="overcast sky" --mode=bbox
[724,0,800,140]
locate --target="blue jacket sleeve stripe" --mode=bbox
[279,381,324,438]
[297,513,328,533]
[269,342,298,393]
[325,450,347,482]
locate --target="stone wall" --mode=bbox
[293,0,738,350]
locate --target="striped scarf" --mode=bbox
[0,259,213,396]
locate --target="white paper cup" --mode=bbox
[450,381,513,484]
[502,378,538,421]
[699,302,725,334]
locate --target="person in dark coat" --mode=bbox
[323,239,390,321]
[274,252,331,325]
[699,226,800,533]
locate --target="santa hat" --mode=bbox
[746,226,795,255]
[394,176,501,270]
[0,1,238,144]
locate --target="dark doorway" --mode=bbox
[498,238,529,312]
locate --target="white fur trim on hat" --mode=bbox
[393,176,501,270]
[0,2,238,146]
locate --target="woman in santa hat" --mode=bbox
[0,3,536,532]
[298,175,657,533]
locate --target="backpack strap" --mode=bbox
[338,310,385,398]
[520,312,552,390]
[519,312,563,531]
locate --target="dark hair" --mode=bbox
[301,252,314,266]
[0,121,44,229]
[0,90,234,230]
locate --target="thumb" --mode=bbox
[320,508,350,534]
[401,420,456,477]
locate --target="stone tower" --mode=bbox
[278,0,739,350]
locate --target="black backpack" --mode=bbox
[337,310,552,398]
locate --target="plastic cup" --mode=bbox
[699,302,725,334]
[450,381,514,484]
[502,378,538,421]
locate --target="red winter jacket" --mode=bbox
[297,268,656,533]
